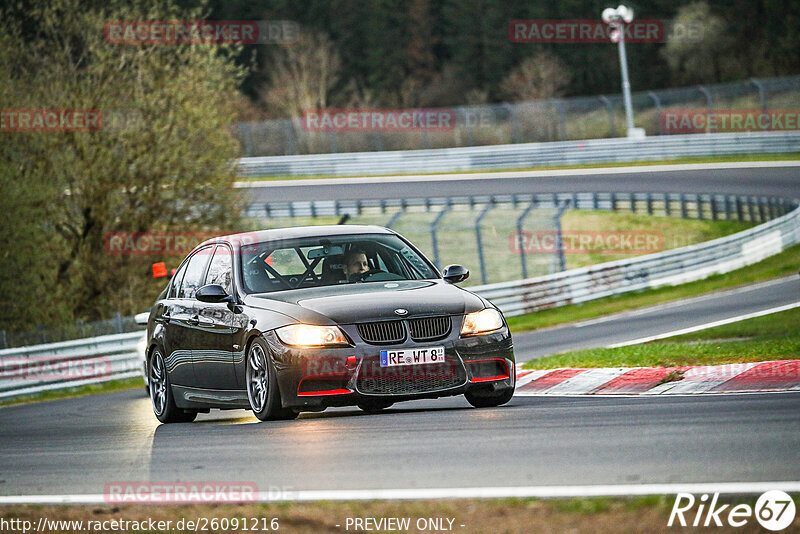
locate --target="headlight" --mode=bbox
[460,308,504,336]
[275,324,350,347]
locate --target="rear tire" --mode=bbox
[246,337,298,421]
[465,387,514,408]
[149,349,197,423]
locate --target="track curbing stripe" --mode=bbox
[515,360,800,396]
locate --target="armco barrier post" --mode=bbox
[552,200,571,273]
[698,86,713,116]
[430,206,451,270]
[516,201,538,279]
[648,91,662,134]
[475,203,494,285]
[749,78,768,112]
[386,209,404,229]
[599,95,616,138]
[556,100,567,140]
[284,120,296,155]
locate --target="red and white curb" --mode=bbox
[514,360,800,395]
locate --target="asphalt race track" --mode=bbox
[240,162,800,203]
[1,389,798,496]
[1,162,799,499]
[514,276,800,360]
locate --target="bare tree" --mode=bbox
[261,30,341,118]
[661,2,732,84]
[500,52,571,102]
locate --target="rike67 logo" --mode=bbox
[669,491,796,531]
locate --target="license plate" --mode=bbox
[380,346,445,367]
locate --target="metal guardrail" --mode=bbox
[1,200,797,401]
[0,331,143,400]
[1,312,142,350]
[472,204,800,316]
[236,131,800,177]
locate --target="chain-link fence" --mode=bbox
[243,193,790,287]
[233,76,800,157]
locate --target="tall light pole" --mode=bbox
[602,5,645,138]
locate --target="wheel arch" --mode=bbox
[243,329,288,401]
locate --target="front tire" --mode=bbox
[465,387,514,408]
[246,337,298,421]
[357,399,393,414]
[149,349,197,423]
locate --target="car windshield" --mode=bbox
[239,233,438,294]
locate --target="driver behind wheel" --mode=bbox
[343,249,370,281]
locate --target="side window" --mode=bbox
[205,245,233,294]
[168,261,187,299]
[179,246,212,299]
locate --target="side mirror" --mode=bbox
[134,312,150,326]
[196,284,232,303]
[442,264,469,284]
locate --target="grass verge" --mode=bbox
[2,495,792,534]
[507,242,800,334]
[0,377,142,408]
[239,152,800,181]
[522,305,800,370]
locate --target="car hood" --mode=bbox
[244,280,486,325]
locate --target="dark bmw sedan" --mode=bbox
[145,225,515,423]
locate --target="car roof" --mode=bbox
[198,225,396,249]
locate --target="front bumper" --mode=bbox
[263,320,515,410]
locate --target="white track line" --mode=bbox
[607,301,800,348]
[236,161,800,188]
[4,481,800,504]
